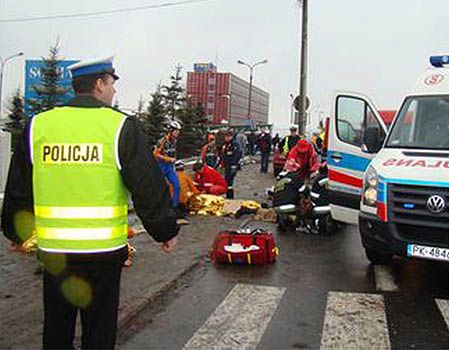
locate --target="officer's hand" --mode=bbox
[161,238,177,253]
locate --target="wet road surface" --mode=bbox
[118,221,449,349]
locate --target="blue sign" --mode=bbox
[193,63,216,73]
[24,59,79,116]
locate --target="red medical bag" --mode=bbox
[209,229,279,265]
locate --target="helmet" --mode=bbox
[168,120,182,130]
[174,160,185,171]
[289,125,298,131]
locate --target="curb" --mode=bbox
[118,217,254,330]
[117,257,203,330]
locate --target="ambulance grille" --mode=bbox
[388,183,449,230]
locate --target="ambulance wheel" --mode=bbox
[365,248,392,265]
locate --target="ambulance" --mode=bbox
[327,55,449,264]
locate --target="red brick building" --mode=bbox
[186,63,269,126]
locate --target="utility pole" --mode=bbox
[297,0,308,136]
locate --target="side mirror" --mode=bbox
[362,127,382,153]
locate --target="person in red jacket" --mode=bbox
[193,161,228,196]
[285,139,320,180]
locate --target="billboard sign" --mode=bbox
[193,63,217,73]
[24,59,79,116]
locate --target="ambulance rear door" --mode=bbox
[328,92,387,224]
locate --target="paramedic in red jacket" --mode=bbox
[285,139,320,180]
[193,161,228,196]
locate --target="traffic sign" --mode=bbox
[293,95,310,111]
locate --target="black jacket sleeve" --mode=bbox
[1,122,34,244]
[118,118,179,243]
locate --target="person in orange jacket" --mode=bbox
[201,134,220,169]
[170,161,201,208]
[153,121,182,216]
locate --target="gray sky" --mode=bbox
[1,0,448,132]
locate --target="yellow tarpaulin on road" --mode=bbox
[188,194,261,216]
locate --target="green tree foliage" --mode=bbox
[161,64,185,120]
[3,88,26,151]
[177,104,208,158]
[27,43,70,116]
[139,86,168,146]
[140,66,208,156]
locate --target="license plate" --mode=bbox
[407,244,449,262]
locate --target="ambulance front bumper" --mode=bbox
[359,212,406,256]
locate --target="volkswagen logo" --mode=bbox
[426,195,447,214]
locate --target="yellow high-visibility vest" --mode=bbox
[31,106,129,253]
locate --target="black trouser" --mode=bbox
[43,263,122,349]
[260,152,270,172]
[225,166,238,199]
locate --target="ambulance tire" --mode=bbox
[365,248,392,265]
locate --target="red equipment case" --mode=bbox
[209,229,279,265]
[273,148,286,176]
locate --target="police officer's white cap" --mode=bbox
[68,56,119,80]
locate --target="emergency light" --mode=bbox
[430,55,449,68]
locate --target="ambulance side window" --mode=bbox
[336,96,364,147]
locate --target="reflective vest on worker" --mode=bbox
[31,106,129,253]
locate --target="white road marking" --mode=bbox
[374,265,399,291]
[320,292,391,350]
[435,299,449,330]
[183,284,285,350]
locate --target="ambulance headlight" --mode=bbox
[363,166,378,207]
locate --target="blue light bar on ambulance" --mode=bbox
[430,55,449,68]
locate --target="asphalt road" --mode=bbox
[118,221,449,350]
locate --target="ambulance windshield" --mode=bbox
[386,95,449,150]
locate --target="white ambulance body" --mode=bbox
[328,55,449,264]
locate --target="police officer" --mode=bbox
[1,56,179,349]
[280,125,301,156]
[221,129,242,199]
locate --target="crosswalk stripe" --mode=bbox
[435,299,449,329]
[320,292,391,350]
[374,265,399,291]
[183,284,285,350]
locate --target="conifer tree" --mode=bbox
[161,65,185,121]
[27,43,70,115]
[139,86,168,146]
[3,88,26,150]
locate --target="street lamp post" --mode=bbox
[0,52,24,119]
[237,59,268,124]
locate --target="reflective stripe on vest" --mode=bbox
[35,205,127,219]
[283,136,290,155]
[36,225,127,240]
